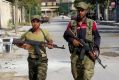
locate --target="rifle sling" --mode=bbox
[40,29,48,42]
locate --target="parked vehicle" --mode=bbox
[40,16,50,23]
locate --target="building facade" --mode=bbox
[41,0,59,17]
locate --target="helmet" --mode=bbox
[74,2,89,10]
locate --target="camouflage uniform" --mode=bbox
[21,15,52,80]
[70,19,95,80]
[63,2,101,80]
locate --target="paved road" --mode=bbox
[0,17,119,80]
[43,20,119,80]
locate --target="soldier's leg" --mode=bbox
[28,62,34,80]
[76,59,84,80]
[70,53,79,79]
[28,58,37,80]
[37,61,48,80]
[83,56,95,80]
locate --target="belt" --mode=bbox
[28,57,48,63]
[28,56,39,60]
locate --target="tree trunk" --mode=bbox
[21,6,25,23]
[105,0,109,21]
[28,7,31,25]
[14,0,18,33]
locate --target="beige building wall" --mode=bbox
[0,0,12,28]
[0,0,22,29]
[70,0,76,10]
[41,1,59,17]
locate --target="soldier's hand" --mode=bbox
[21,44,32,50]
[89,50,99,61]
[89,51,97,61]
[72,39,80,47]
[47,44,53,49]
[93,50,99,58]
[47,40,53,49]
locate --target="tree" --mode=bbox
[18,0,41,23]
[6,0,18,33]
[58,3,70,15]
[6,0,41,23]
[74,0,108,8]
[74,0,109,20]
[6,0,41,33]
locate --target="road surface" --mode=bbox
[0,16,119,80]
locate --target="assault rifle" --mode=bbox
[64,29,107,69]
[79,39,107,69]
[12,39,65,58]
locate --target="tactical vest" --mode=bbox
[70,18,94,41]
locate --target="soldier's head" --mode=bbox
[74,2,89,19]
[31,15,41,30]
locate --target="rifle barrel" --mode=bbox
[96,57,107,69]
[53,45,65,49]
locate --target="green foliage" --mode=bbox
[7,0,41,14]
[74,0,108,10]
[18,22,30,26]
[58,7,66,14]
[74,0,108,5]
[7,19,15,29]
[58,3,71,15]
[18,0,41,22]
[74,0,108,3]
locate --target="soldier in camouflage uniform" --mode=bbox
[18,15,53,80]
[63,2,101,80]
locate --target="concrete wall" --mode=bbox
[0,0,22,29]
[0,0,12,28]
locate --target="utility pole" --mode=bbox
[116,0,119,22]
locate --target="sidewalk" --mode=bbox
[98,21,119,26]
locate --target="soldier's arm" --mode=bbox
[44,29,53,49]
[19,31,32,49]
[92,21,101,55]
[63,22,75,44]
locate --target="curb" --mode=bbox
[98,21,119,26]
